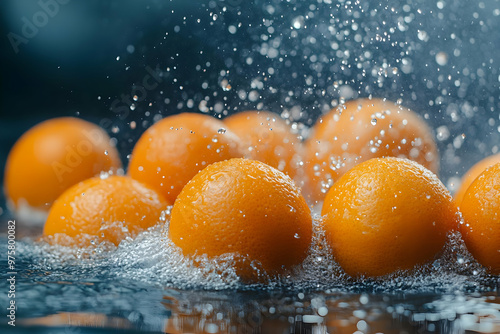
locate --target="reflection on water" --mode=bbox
[20,312,133,330]
[8,288,499,333]
[160,290,500,334]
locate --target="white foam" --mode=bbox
[17,216,493,294]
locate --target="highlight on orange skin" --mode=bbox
[304,98,439,204]
[168,158,313,282]
[223,110,303,179]
[43,175,169,247]
[4,117,122,223]
[321,157,459,278]
[454,153,500,207]
[128,113,246,204]
[460,163,500,275]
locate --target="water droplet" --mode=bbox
[217,128,226,134]
[292,16,305,29]
[436,125,450,141]
[417,30,429,41]
[318,306,328,317]
[294,233,300,239]
[371,118,377,125]
[435,52,448,66]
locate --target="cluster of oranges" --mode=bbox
[3,98,499,281]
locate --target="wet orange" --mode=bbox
[454,154,500,207]
[460,163,500,275]
[128,113,246,204]
[223,111,302,178]
[304,98,439,204]
[321,157,458,278]
[169,158,312,282]
[43,175,169,246]
[4,117,121,222]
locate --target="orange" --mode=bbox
[168,158,312,282]
[4,117,121,222]
[223,111,302,178]
[304,98,439,204]
[43,175,169,246]
[460,163,500,274]
[454,154,500,206]
[128,113,246,204]
[321,157,459,278]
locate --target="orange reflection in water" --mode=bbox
[160,292,417,334]
[13,288,500,333]
[19,312,132,329]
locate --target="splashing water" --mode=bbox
[12,216,494,293]
[1,215,497,332]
